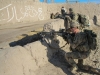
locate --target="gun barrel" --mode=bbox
[41,31,65,36]
[31,30,68,37]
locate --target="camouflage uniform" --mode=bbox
[69,8,78,21]
[51,12,62,19]
[54,12,61,19]
[64,8,78,31]
[78,14,90,30]
[65,22,90,71]
[64,16,71,31]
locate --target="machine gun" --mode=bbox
[31,29,72,44]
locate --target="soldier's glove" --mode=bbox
[66,34,73,44]
[62,33,67,40]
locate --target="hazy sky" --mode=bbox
[40,0,100,3]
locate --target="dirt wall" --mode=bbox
[0,1,47,25]
[0,1,100,25]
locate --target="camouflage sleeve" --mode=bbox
[68,33,85,49]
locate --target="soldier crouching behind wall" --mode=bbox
[64,21,91,74]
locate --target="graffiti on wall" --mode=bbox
[0,4,44,22]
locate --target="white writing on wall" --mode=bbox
[0,4,44,22]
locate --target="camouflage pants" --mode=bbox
[64,16,71,31]
[65,51,90,68]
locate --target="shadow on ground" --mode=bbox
[9,33,42,47]
[41,39,75,75]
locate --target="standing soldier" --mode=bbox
[64,16,72,31]
[69,8,78,21]
[69,8,90,30]
[64,8,78,32]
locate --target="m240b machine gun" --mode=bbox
[32,29,72,44]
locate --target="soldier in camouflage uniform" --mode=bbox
[64,21,90,73]
[64,8,78,31]
[64,16,71,31]
[68,8,78,20]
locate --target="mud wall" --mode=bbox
[0,1,47,25]
[0,1,100,25]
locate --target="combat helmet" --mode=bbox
[70,21,79,28]
[69,8,73,12]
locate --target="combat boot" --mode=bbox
[68,64,78,74]
[77,59,83,68]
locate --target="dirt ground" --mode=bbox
[0,3,100,75]
[0,20,100,75]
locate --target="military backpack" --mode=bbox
[78,14,90,28]
[84,29,97,50]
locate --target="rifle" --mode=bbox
[31,29,71,44]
